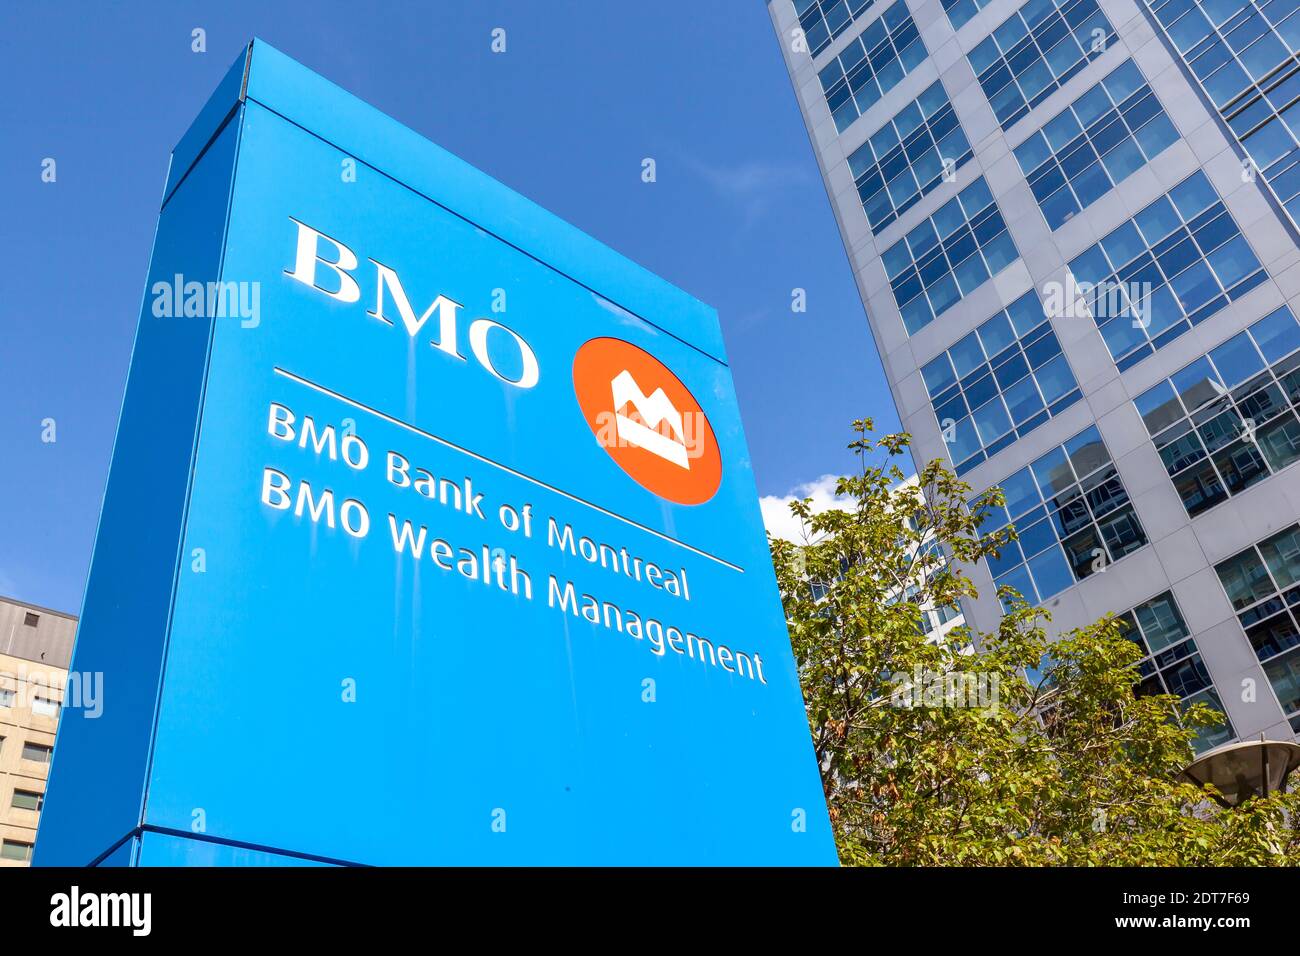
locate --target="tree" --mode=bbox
[770,420,1300,865]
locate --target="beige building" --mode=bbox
[0,596,75,866]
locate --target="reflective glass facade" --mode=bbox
[1014,60,1181,229]
[1067,171,1267,371]
[1135,305,1300,516]
[977,426,1149,609]
[1117,591,1236,752]
[941,0,993,31]
[849,81,974,234]
[795,0,878,57]
[1143,0,1300,227]
[818,1,927,132]
[921,291,1082,476]
[771,0,1300,744]
[1215,524,1300,732]
[883,177,1020,334]
[969,0,1117,130]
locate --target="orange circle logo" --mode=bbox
[573,338,722,505]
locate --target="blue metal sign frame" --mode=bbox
[36,40,834,866]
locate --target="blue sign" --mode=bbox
[36,40,835,866]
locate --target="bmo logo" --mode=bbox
[284,218,721,505]
[573,338,722,505]
[284,218,539,389]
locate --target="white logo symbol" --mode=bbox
[611,370,690,469]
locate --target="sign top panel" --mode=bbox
[165,39,728,365]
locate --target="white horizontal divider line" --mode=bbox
[272,366,745,574]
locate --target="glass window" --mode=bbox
[1260,526,1300,588]
[1065,424,1108,476]
[1217,548,1277,610]
[0,841,32,862]
[981,426,1147,609]
[20,742,52,763]
[979,311,1016,355]
[1135,196,1181,243]
[970,0,1117,129]
[1028,546,1074,598]
[1170,169,1219,216]
[1014,60,1181,229]
[820,2,928,132]
[1135,380,1182,433]
[1133,592,1188,651]
[1215,523,1300,727]
[886,177,1020,335]
[1252,306,1300,361]
[1120,591,1234,753]
[924,292,1078,475]
[1134,307,1300,516]
[1209,329,1265,386]
[799,0,880,57]
[10,790,42,812]
[941,0,992,30]
[1102,221,1146,266]
[849,80,974,235]
[1002,468,1042,518]
[1208,235,1262,290]
[1067,172,1261,369]
[1171,357,1222,412]
[922,354,957,395]
[1143,0,1300,232]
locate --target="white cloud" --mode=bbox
[759,474,854,542]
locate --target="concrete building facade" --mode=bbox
[0,597,75,865]
[769,0,1300,748]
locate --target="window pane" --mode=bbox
[0,841,32,862]
[1136,380,1182,433]
[1207,235,1261,289]
[1216,548,1276,609]
[20,742,51,763]
[1252,307,1300,362]
[980,425,1143,603]
[1209,330,1265,387]
[1134,592,1189,651]
[1260,527,1300,589]
[1029,546,1074,598]
[1171,357,1222,412]
[1263,646,1300,714]
[1170,171,1216,217]
[1258,415,1300,471]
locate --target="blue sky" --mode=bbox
[0,0,901,613]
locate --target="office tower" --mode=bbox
[769,0,1300,748]
[0,597,75,864]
